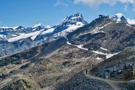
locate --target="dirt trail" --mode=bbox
[85,73,128,90]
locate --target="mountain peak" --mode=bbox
[65,13,83,20]
[111,13,127,23]
[115,13,124,18]
[46,25,51,29]
[33,24,44,28]
[13,26,24,30]
[32,24,45,31]
[62,13,87,26]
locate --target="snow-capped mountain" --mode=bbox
[111,13,135,24]
[0,13,87,43]
[111,13,127,23]
[0,13,87,57]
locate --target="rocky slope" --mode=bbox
[1,13,135,90]
[55,47,135,90]
[67,14,135,60]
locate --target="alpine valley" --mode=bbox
[1,13,135,90]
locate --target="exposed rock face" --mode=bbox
[91,47,135,80]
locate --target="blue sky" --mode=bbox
[0,0,135,27]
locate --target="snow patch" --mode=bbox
[8,31,42,42]
[115,13,124,22]
[71,16,81,20]
[106,53,118,59]
[92,50,105,55]
[67,41,72,45]
[54,23,84,37]
[33,24,43,28]
[96,57,103,61]
[46,25,51,29]
[0,34,5,38]
[100,47,108,51]
[41,28,55,35]
[75,44,88,51]
[31,31,41,40]
[0,26,22,30]
[92,50,119,59]
[67,40,88,51]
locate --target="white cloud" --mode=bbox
[73,0,135,11]
[55,0,69,7]
[120,0,135,4]
[74,0,113,6]
[74,0,135,6]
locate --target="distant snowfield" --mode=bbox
[7,23,84,42]
[41,28,55,35]
[8,30,42,42]
[54,22,84,37]
[7,27,56,42]
[3,13,135,43]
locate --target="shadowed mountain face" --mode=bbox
[1,14,135,90]
[68,16,135,53]
[90,47,135,81]
[55,47,135,90]
[0,37,67,67]
[56,72,114,90]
